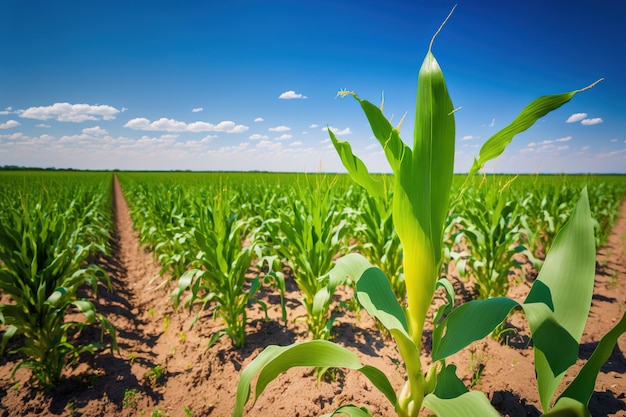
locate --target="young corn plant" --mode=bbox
[452,179,526,299]
[0,191,116,389]
[260,175,351,340]
[171,187,285,348]
[171,188,258,349]
[232,10,618,417]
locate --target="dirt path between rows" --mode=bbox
[0,176,625,417]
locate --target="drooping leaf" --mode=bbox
[232,341,397,417]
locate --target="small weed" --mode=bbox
[151,409,164,417]
[147,308,155,317]
[179,331,187,344]
[146,365,166,387]
[184,406,194,417]
[123,388,139,409]
[163,314,170,332]
[65,401,78,417]
[468,350,486,388]
[128,351,138,365]
[610,271,619,288]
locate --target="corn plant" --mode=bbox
[0,183,116,389]
[452,179,526,299]
[232,9,619,417]
[259,175,351,339]
[170,187,281,348]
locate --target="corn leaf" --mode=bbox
[328,129,384,199]
[423,391,501,417]
[431,297,519,361]
[523,187,595,411]
[232,340,396,417]
[555,310,626,411]
[321,404,374,417]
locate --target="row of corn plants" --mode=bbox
[0,171,117,389]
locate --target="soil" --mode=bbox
[0,176,625,417]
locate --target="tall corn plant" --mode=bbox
[0,189,116,389]
[232,9,620,417]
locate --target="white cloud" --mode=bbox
[82,126,108,136]
[365,143,378,150]
[269,125,291,132]
[20,103,121,122]
[461,135,478,141]
[279,90,308,99]
[597,148,626,158]
[309,124,318,129]
[581,118,603,126]
[566,113,588,123]
[581,146,590,151]
[36,124,51,128]
[0,107,13,115]
[276,134,292,141]
[555,136,572,142]
[610,138,618,142]
[254,117,264,122]
[124,117,248,133]
[192,107,203,113]
[0,120,20,129]
[289,141,303,147]
[482,118,495,127]
[323,126,352,136]
[249,134,269,140]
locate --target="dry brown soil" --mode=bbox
[0,176,625,417]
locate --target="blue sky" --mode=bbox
[1,0,624,173]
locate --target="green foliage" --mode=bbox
[232,9,615,417]
[452,178,526,299]
[0,173,116,389]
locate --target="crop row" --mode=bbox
[0,171,116,389]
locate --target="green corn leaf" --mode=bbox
[328,129,385,199]
[423,391,501,417]
[356,267,409,336]
[433,364,468,399]
[466,81,601,180]
[523,188,595,411]
[232,340,397,417]
[555,310,626,410]
[541,397,591,417]
[71,300,97,323]
[321,404,374,417]
[432,297,519,361]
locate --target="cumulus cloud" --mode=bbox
[462,135,478,141]
[82,126,108,136]
[0,120,20,129]
[323,126,352,136]
[192,107,203,113]
[36,124,51,128]
[555,136,572,142]
[581,117,603,125]
[289,141,303,147]
[566,113,588,123]
[254,117,264,122]
[309,124,318,129]
[0,107,13,115]
[276,134,292,141]
[124,117,249,133]
[20,103,121,122]
[269,125,291,132]
[279,90,308,99]
[249,134,269,140]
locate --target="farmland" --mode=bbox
[1,171,626,416]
